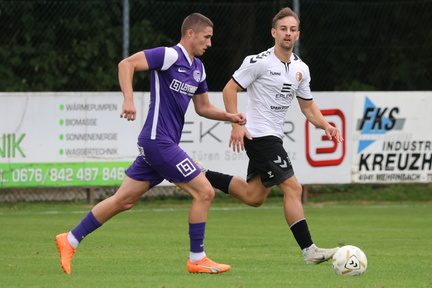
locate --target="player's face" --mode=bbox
[191,26,213,56]
[272,16,299,51]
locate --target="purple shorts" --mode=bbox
[125,138,201,188]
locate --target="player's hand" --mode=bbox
[325,125,344,142]
[228,112,247,126]
[229,124,252,152]
[120,100,136,121]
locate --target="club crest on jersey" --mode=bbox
[193,70,201,82]
[296,72,302,81]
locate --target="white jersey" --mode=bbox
[232,47,312,139]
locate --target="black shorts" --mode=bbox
[244,135,294,188]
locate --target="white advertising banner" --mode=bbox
[188,92,353,185]
[0,92,144,187]
[351,92,432,183]
[4,91,429,188]
[286,92,353,184]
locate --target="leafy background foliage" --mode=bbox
[1,0,431,92]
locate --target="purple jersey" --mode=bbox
[125,44,207,186]
[139,44,208,143]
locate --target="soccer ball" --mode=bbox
[332,245,367,276]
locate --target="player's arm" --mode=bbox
[192,91,246,125]
[298,98,344,142]
[223,79,252,152]
[117,51,150,121]
[223,79,242,114]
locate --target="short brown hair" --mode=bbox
[272,7,300,28]
[181,13,213,36]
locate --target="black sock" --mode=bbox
[205,170,233,194]
[290,219,313,250]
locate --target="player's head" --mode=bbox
[181,13,213,37]
[271,8,300,51]
[272,7,300,28]
[180,13,213,57]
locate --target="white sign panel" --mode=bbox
[6,91,428,188]
[180,92,352,185]
[288,92,353,184]
[351,92,432,183]
[0,92,143,187]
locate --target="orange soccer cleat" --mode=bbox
[55,232,76,274]
[187,256,231,274]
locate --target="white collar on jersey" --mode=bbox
[176,43,193,66]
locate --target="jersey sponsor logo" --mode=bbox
[176,158,197,177]
[270,105,289,111]
[270,71,281,76]
[169,79,198,96]
[281,83,292,92]
[275,83,294,100]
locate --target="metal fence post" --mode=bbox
[87,187,95,206]
[293,0,300,56]
[122,0,130,59]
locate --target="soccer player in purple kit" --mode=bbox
[55,13,245,275]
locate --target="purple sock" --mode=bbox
[189,222,206,253]
[71,211,102,243]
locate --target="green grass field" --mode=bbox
[0,195,431,288]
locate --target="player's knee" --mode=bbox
[121,202,135,211]
[294,183,303,197]
[280,182,302,201]
[194,186,215,203]
[293,189,303,201]
[112,195,137,211]
[202,187,216,203]
[241,186,268,207]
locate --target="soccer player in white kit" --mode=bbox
[222,7,344,264]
